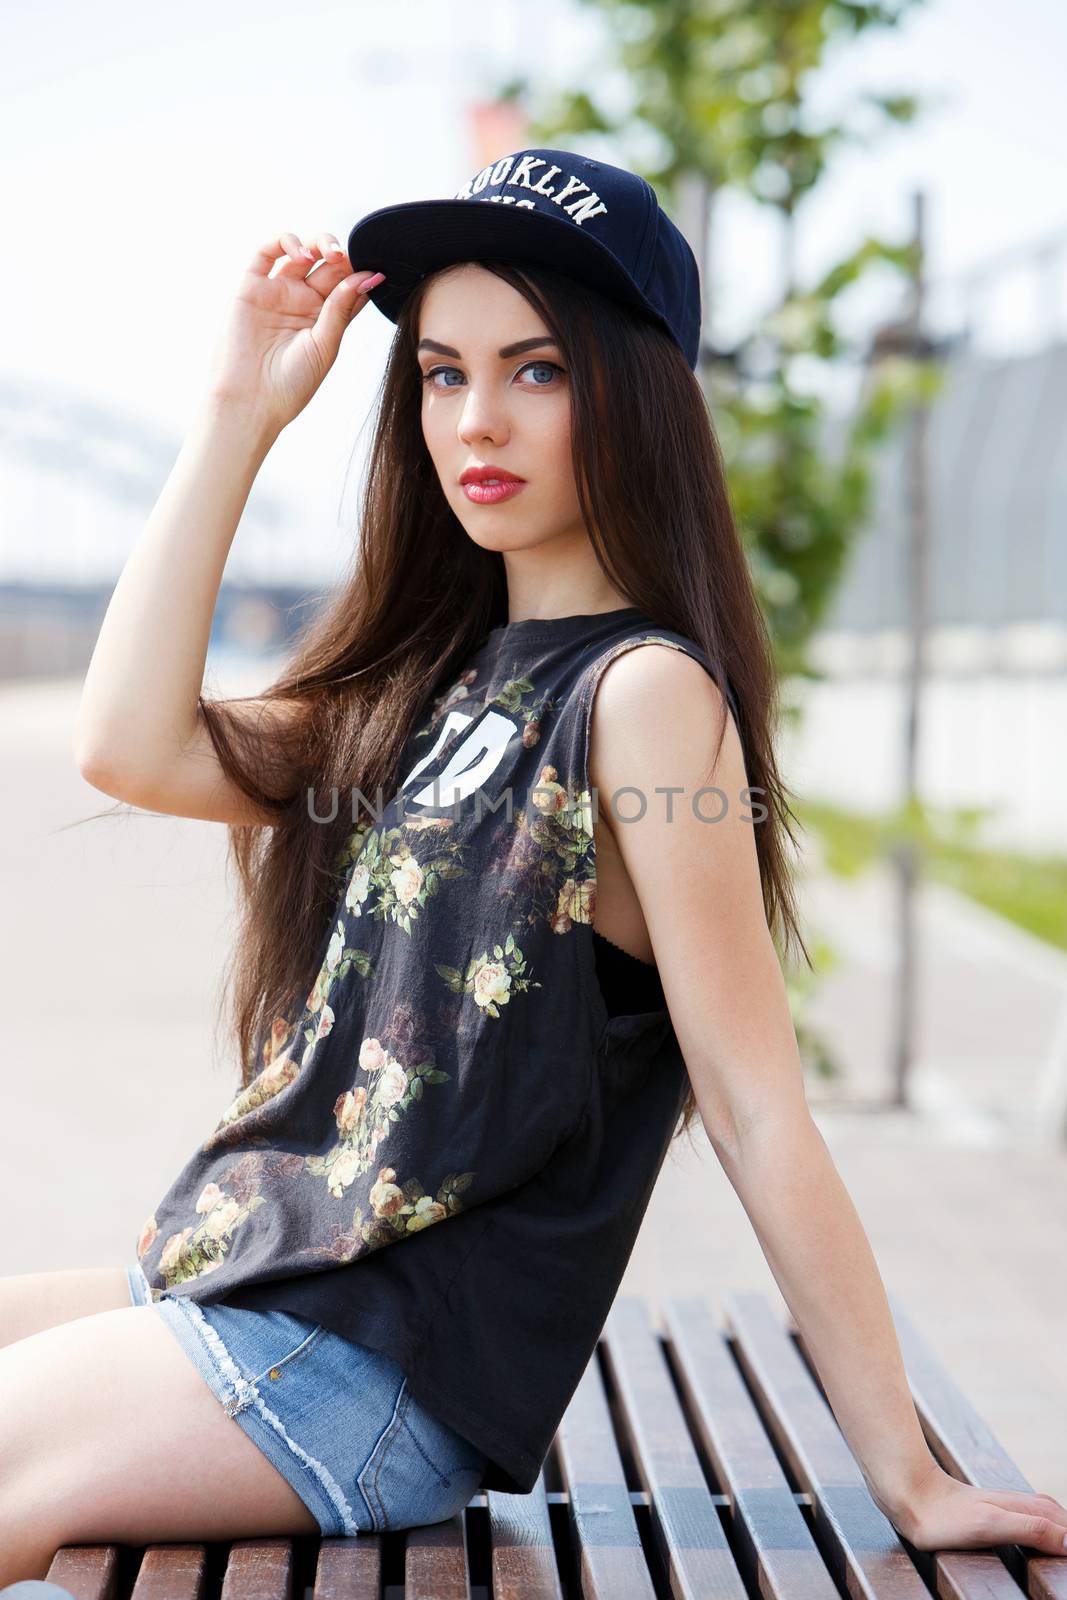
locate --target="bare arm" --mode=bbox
[74,229,386,826]
[74,399,288,825]
[588,643,1067,1557]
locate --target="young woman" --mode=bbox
[2,148,1064,1580]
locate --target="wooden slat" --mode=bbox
[601,1295,749,1600]
[130,1544,210,1598]
[554,1349,658,1600]
[663,1295,840,1600]
[486,1471,564,1600]
[873,1292,1067,1600]
[44,1290,1063,1600]
[47,1542,122,1599]
[310,1532,382,1598]
[727,1291,1027,1600]
[218,1538,295,1598]
[405,1513,471,1598]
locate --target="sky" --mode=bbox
[1,0,1065,582]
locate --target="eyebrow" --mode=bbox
[417,336,560,359]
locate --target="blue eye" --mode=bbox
[520,361,565,386]
[422,366,463,390]
[421,360,565,390]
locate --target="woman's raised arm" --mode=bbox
[73,230,385,826]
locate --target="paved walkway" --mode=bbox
[3,671,1065,1506]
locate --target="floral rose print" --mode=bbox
[293,918,372,1066]
[490,766,597,943]
[137,1213,159,1260]
[141,1150,302,1291]
[323,918,374,984]
[431,762,596,1017]
[435,936,542,1018]
[366,1165,472,1235]
[292,1167,476,1266]
[529,771,595,898]
[154,1177,267,1289]
[345,858,373,916]
[202,1013,303,1149]
[304,1030,451,1198]
[335,825,468,936]
[203,942,350,1150]
[552,874,597,934]
[485,671,554,747]
[303,985,335,1052]
[262,1015,294,1066]
[399,811,455,834]
[412,661,554,752]
[412,667,482,738]
[332,817,376,882]
[391,852,423,909]
[214,1045,302,1129]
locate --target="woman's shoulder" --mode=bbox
[579,621,739,725]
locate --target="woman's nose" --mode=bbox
[457,387,508,444]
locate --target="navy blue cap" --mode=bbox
[346,148,703,370]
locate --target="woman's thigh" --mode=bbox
[0,1266,132,1349]
[0,1303,320,1546]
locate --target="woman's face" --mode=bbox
[416,264,587,555]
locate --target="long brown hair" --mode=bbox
[97,258,812,1140]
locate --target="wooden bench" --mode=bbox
[45,1290,1067,1599]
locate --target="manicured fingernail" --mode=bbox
[359,272,386,291]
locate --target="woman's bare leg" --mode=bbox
[0,1302,320,1587]
[0,1266,133,1348]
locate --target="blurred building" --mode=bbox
[801,333,1067,854]
[821,339,1067,655]
[0,375,316,678]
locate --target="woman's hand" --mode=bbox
[887,1459,1067,1555]
[205,231,385,436]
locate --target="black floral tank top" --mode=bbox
[133,605,738,1494]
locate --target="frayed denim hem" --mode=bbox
[154,1291,364,1538]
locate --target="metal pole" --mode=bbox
[675,168,714,379]
[891,190,932,1107]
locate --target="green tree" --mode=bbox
[505,0,943,680]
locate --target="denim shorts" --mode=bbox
[126,1262,487,1537]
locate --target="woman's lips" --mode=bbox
[462,479,527,504]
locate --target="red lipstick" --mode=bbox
[460,464,527,505]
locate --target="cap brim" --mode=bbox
[346,197,662,334]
